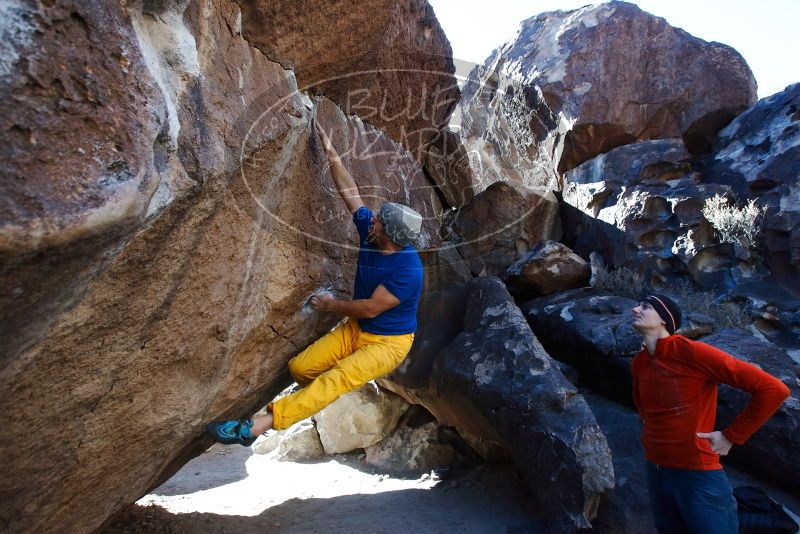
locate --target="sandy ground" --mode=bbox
[103,444,545,534]
[103,443,800,534]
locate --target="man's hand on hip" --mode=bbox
[696,431,733,455]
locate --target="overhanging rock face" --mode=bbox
[236,0,461,163]
[0,0,446,531]
[383,278,615,531]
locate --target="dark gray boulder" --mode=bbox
[583,392,657,534]
[560,133,800,353]
[561,139,753,290]
[522,290,642,405]
[384,278,614,531]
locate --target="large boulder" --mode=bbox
[460,1,756,190]
[0,1,445,531]
[315,383,409,454]
[703,83,800,294]
[236,0,460,162]
[524,292,800,492]
[446,181,562,277]
[383,278,614,531]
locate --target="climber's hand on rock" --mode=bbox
[316,123,335,154]
[310,292,335,312]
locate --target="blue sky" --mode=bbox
[428,0,799,98]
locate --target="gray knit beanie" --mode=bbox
[378,203,422,247]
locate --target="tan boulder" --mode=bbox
[251,420,326,462]
[315,383,409,454]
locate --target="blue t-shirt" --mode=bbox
[352,206,423,335]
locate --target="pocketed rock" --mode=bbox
[503,240,590,296]
[315,383,409,454]
[703,83,800,295]
[561,140,739,289]
[365,421,457,475]
[251,419,325,462]
[383,278,614,531]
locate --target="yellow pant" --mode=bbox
[268,318,414,430]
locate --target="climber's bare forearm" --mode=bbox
[317,125,364,213]
[328,158,365,214]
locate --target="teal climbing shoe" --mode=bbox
[205,418,256,446]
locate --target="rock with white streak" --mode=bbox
[384,278,614,531]
[704,83,800,295]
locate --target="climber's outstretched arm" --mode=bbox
[316,123,365,214]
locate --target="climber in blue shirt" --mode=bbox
[206,120,424,445]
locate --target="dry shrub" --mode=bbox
[591,266,645,299]
[592,267,751,330]
[702,194,763,246]
[667,279,751,330]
